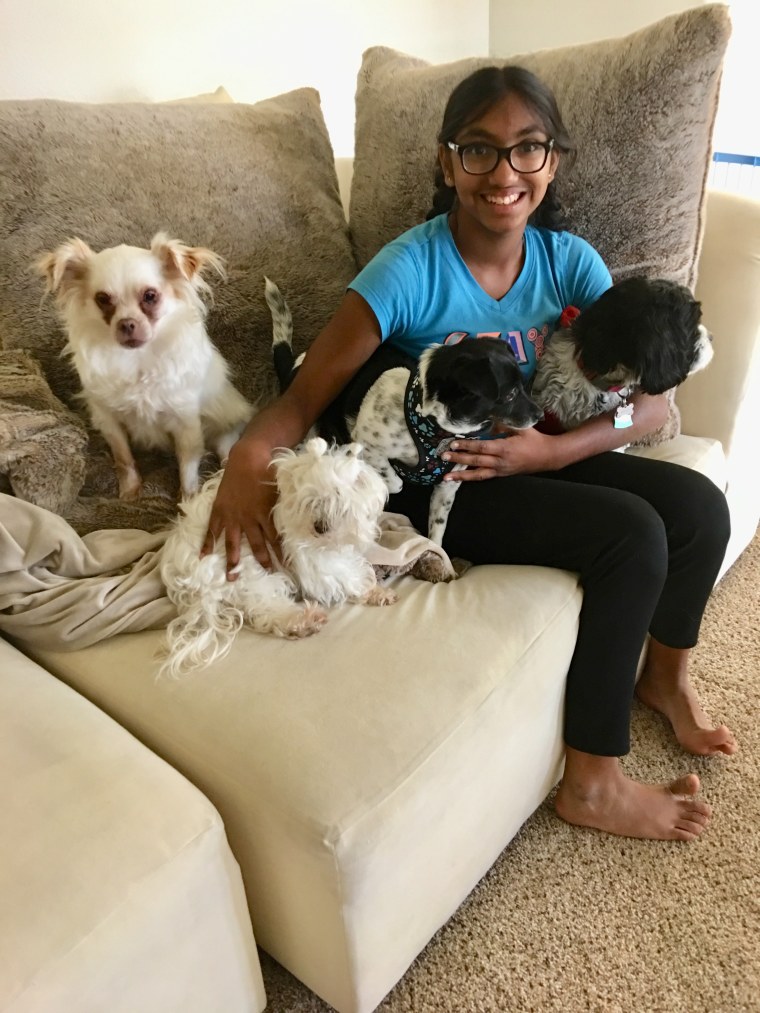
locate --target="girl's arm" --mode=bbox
[203,290,382,573]
[442,392,669,480]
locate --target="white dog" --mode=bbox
[158,437,397,678]
[36,232,253,500]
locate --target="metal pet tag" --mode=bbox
[614,402,634,429]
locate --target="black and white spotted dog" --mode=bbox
[531,277,714,435]
[265,278,542,546]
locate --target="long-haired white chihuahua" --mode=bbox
[36,232,254,500]
[158,437,398,678]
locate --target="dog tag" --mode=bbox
[435,437,457,457]
[614,403,634,429]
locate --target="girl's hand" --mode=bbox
[441,427,560,480]
[201,443,280,577]
[441,392,669,481]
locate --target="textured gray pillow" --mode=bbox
[0,88,355,411]
[350,5,730,290]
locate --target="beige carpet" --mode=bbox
[260,530,760,1013]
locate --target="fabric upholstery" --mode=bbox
[24,421,728,1013]
[0,639,266,1013]
[0,350,87,512]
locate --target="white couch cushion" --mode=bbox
[0,639,265,1013]
[28,561,581,1013]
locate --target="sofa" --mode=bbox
[1,6,759,1013]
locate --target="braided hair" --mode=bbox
[426,65,576,231]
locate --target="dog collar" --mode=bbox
[576,354,636,429]
[390,370,490,486]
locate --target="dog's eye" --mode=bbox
[94,291,112,308]
[142,288,159,305]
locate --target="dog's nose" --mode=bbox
[117,318,138,337]
[116,317,148,348]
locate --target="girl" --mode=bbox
[204,65,735,840]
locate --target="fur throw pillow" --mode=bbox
[0,350,87,513]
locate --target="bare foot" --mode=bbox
[555,764,710,841]
[636,669,737,756]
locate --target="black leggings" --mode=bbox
[388,452,730,757]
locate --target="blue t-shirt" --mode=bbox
[349,215,612,381]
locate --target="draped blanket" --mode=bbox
[0,496,453,651]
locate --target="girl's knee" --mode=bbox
[673,469,731,553]
[594,495,668,587]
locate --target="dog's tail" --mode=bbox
[265,276,298,393]
[157,599,243,680]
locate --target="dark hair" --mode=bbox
[426,65,575,230]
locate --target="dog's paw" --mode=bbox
[409,551,456,583]
[382,472,403,495]
[451,557,473,578]
[282,603,328,638]
[363,585,399,607]
[118,478,143,500]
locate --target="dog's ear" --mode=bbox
[150,232,226,289]
[456,359,500,401]
[637,294,705,393]
[35,238,93,298]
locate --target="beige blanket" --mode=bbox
[0,495,453,651]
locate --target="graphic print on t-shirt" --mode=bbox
[443,324,551,365]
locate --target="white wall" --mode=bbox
[489,0,757,155]
[1,1,754,157]
[0,0,490,156]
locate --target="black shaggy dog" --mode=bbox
[531,277,713,433]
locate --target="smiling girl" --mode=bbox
[205,65,735,841]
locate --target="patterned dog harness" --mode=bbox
[390,371,490,485]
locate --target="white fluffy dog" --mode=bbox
[158,437,397,677]
[36,232,253,500]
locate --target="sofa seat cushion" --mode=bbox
[627,432,727,489]
[0,638,265,1013]
[27,561,581,1013]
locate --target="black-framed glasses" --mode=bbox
[447,138,555,175]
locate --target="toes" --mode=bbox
[690,727,738,756]
[681,801,711,824]
[675,818,708,838]
[672,825,701,842]
[715,726,738,754]
[669,773,700,797]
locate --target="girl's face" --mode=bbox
[439,92,559,239]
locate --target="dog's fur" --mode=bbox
[36,232,254,500]
[531,277,714,432]
[158,437,397,677]
[265,278,542,546]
